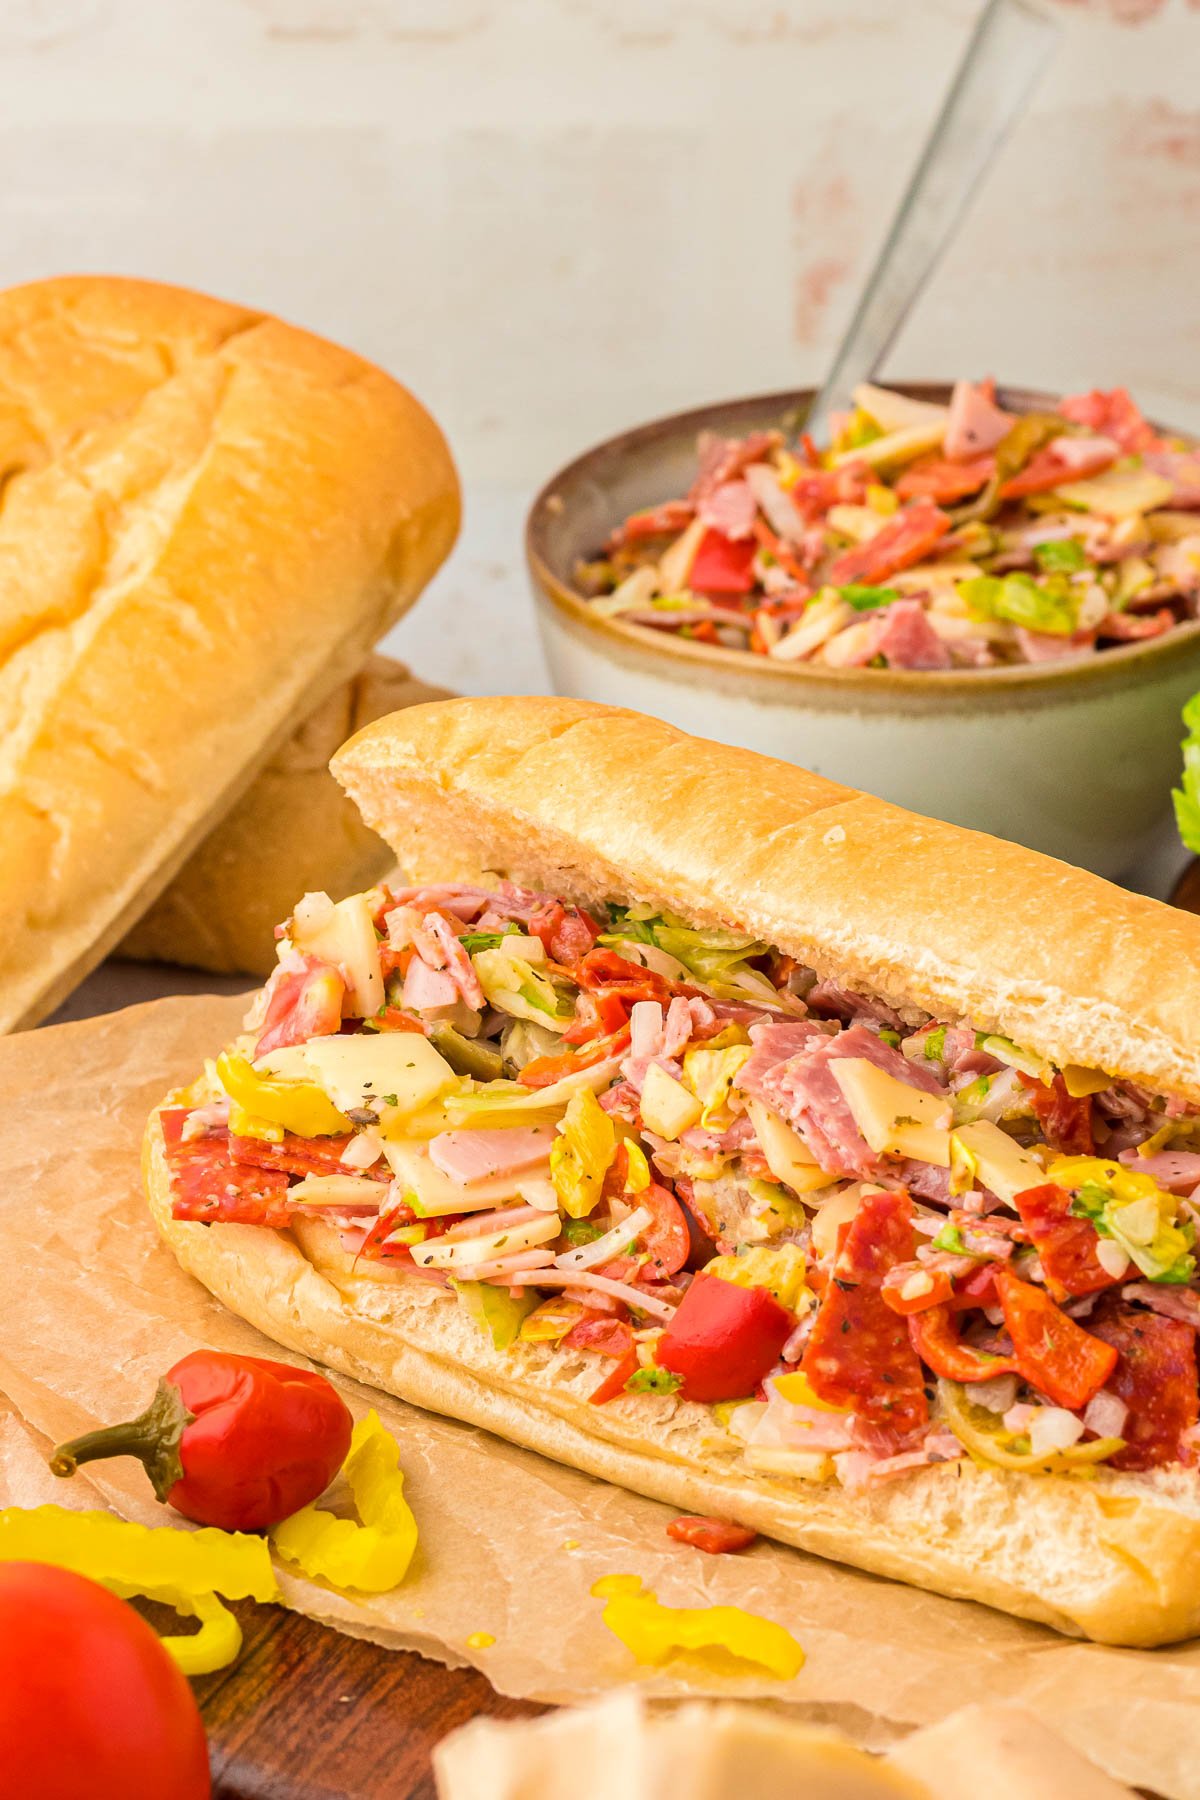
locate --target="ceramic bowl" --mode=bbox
[526,383,1200,879]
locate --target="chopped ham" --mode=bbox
[1046,433,1120,473]
[835,1430,962,1491]
[1143,448,1200,509]
[807,981,902,1029]
[944,379,1012,461]
[402,956,459,1012]
[1118,1149,1200,1193]
[425,912,486,1009]
[861,599,953,671]
[1058,387,1159,454]
[429,1127,556,1185]
[688,429,783,503]
[742,1023,943,1176]
[697,479,758,541]
[439,1203,553,1244]
[734,1020,830,1103]
[1013,627,1094,663]
[1121,1283,1200,1328]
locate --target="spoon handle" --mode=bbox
[805,0,1058,444]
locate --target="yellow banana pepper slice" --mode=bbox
[590,1574,805,1680]
[0,1504,279,1674]
[271,1411,417,1592]
[216,1051,352,1139]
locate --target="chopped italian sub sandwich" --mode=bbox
[145,697,1200,1646]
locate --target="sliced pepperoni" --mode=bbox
[895,454,995,504]
[162,1123,292,1229]
[801,1189,928,1436]
[564,1314,635,1359]
[1012,1182,1117,1302]
[1018,1072,1094,1156]
[229,1131,384,1181]
[996,1270,1117,1410]
[826,502,952,587]
[1089,1303,1198,1471]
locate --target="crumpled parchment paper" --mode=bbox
[0,996,1195,1796]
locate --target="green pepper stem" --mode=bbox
[49,1379,193,1504]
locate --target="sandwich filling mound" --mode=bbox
[163,881,1200,1491]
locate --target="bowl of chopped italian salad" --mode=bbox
[527,380,1200,878]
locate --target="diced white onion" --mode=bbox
[411,1210,560,1269]
[1027,1407,1085,1458]
[1083,1388,1129,1440]
[340,1129,384,1171]
[554,1205,654,1272]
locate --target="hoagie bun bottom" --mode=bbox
[145,1101,1200,1648]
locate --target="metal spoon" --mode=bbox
[804,0,1060,444]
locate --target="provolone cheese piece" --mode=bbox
[383,1139,527,1217]
[303,1032,454,1120]
[746,1099,833,1196]
[640,1063,702,1140]
[829,1060,951,1166]
[288,1174,387,1208]
[951,1120,1044,1206]
[852,382,949,435]
[293,891,385,1018]
[411,1211,560,1268]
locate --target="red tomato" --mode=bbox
[255,957,345,1055]
[1017,1073,1094,1156]
[908,1304,1017,1384]
[0,1563,210,1799]
[599,1182,691,1283]
[667,1516,758,1554]
[688,527,757,593]
[826,501,951,586]
[996,1270,1118,1410]
[657,1274,794,1402]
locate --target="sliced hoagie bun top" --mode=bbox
[333,695,1200,1104]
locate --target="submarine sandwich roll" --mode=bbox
[145,698,1200,1645]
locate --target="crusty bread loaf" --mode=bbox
[144,1114,1200,1646]
[119,658,451,977]
[333,696,1200,1105]
[0,275,460,1031]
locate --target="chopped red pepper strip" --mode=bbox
[1012,1183,1117,1302]
[908,1304,1016,1384]
[1018,1073,1094,1156]
[995,1269,1117,1410]
[667,1516,758,1555]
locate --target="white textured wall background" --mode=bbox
[2,0,1197,693]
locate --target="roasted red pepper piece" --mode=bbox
[687,527,757,594]
[519,1025,632,1088]
[880,1264,955,1315]
[826,501,951,587]
[1013,1183,1117,1302]
[597,1182,690,1283]
[995,1270,1117,1410]
[50,1350,354,1532]
[1017,1073,1094,1156]
[575,947,674,1003]
[1089,1303,1198,1471]
[800,1188,928,1435]
[895,453,995,504]
[657,1274,795,1403]
[667,1516,758,1555]
[908,1304,1017,1383]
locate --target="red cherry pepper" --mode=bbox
[50,1350,353,1532]
[688,527,758,594]
[656,1273,794,1402]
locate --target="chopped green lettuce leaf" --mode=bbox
[838,584,900,611]
[1173,692,1200,857]
[1032,538,1086,573]
[959,573,1077,637]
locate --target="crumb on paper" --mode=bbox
[466,1630,496,1650]
[823,824,846,846]
[563,1537,580,1550]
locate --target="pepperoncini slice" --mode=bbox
[590,1574,805,1680]
[0,1504,279,1673]
[216,1051,352,1138]
[271,1411,417,1592]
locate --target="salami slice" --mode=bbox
[161,1115,292,1228]
[1018,1073,1094,1155]
[826,501,951,587]
[1089,1303,1199,1471]
[230,1131,384,1182]
[801,1189,928,1436]
[996,1270,1117,1410]
[1013,1182,1117,1302]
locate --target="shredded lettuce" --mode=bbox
[683,1044,752,1129]
[1173,692,1200,857]
[839,584,900,611]
[924,1026,947,1062]
[473,947,574,1025]
[959,573,1077,637]
[608,910,790,1011]
[458,926,519,953]
[1069,1178,1195,1284]
[931,1222,968,1254]
[625,1367,683,1396]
